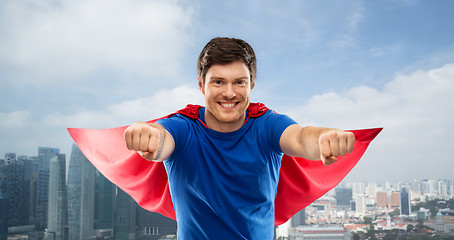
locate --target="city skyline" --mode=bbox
[2,147,453,239]
[1,0,454,183]
[2,149,453,186]
[1,145,177,239]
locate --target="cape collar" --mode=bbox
[174,102,270,119]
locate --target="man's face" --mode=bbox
[199,61,255,131]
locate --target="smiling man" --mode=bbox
[124,37,355,239]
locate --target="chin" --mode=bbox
[217,108,248,124]
[217,114,243,123]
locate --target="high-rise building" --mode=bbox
[421,179,437,195]
[115,188,137,240]
[400,187,411,215]
[3,154,37,228]
[20,156,35,225]
[4,153,16,166]
[335,188,352,209]
[28,157,39,225]
[47,154,68,240]
[438,180,449,198]
[291,209,306,228]
[390,192,400,208]
[68,144,96,240]
[94,169,115,231]
[0,166,9,240]
[35,147,60,230]
[385,182,391,190]
[355,195,367,215]
[137,208,177,240]
[6,153,26,227]
[366,182,378,198]
[376,192,387,208]
[347,182,366,196]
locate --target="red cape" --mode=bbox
[67,103,382,225]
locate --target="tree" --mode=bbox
[390,208,400,217]
[352,232,360,240]
[364,217,373,225]
[365,221,377,240]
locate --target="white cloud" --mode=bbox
[369,45,401,57]
[264,0,364,49]
[0,111,32,128]
[286,63,454,181]
[106,84,204,123]
[0,84,202,157]
[0,111,43,156]
[44,84,203,128]
[0,0,194,86]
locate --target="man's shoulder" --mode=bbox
[247,102,270,117]
[174,104,203,119]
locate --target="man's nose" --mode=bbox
[222,84,236,99]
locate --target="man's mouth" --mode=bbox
[219,102,237,109]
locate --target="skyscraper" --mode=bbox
[4,153,16,166]
[0,166,9,240]
[5,153,25,227]
[400,187,411,215]
[115,188,137,240]
[137,207,177,240]
[68,144,95,240]
[94,169,115,231]
[390,192,400,208]
[22,158,37,225]
[376,191,387,208]
[335,188,353,209]
[421,179,437,195]
[28,157,39,225]
[35,147,60,230]
[290,209,306,228]
[355,194,367,215]
[366,182,378,198]
[348,182,366,196]
[47,154,68,240]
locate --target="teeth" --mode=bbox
[221,103,236,108]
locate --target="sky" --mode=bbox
[1,0,453,183]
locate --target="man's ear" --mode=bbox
[198,77,205,95]
[251,79,255,90]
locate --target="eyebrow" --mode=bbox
[210,76,249,81]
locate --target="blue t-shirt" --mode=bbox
[157,108,297,239]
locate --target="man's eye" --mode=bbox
[237,80,246,85]
[214,80,222,85]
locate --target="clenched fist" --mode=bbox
[124,122,165,161]
[318,130,355,165]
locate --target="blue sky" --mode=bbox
[1,0,453,182]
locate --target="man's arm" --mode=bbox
[280,125,355,165]
[124,122,175,162]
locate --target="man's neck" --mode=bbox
[204,109,246,133]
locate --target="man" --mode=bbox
[124,37,355,239]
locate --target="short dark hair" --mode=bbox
[197,37,256,85]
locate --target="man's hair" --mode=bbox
[197,37,257,85]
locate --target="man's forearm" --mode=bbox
[281,124,354,165]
